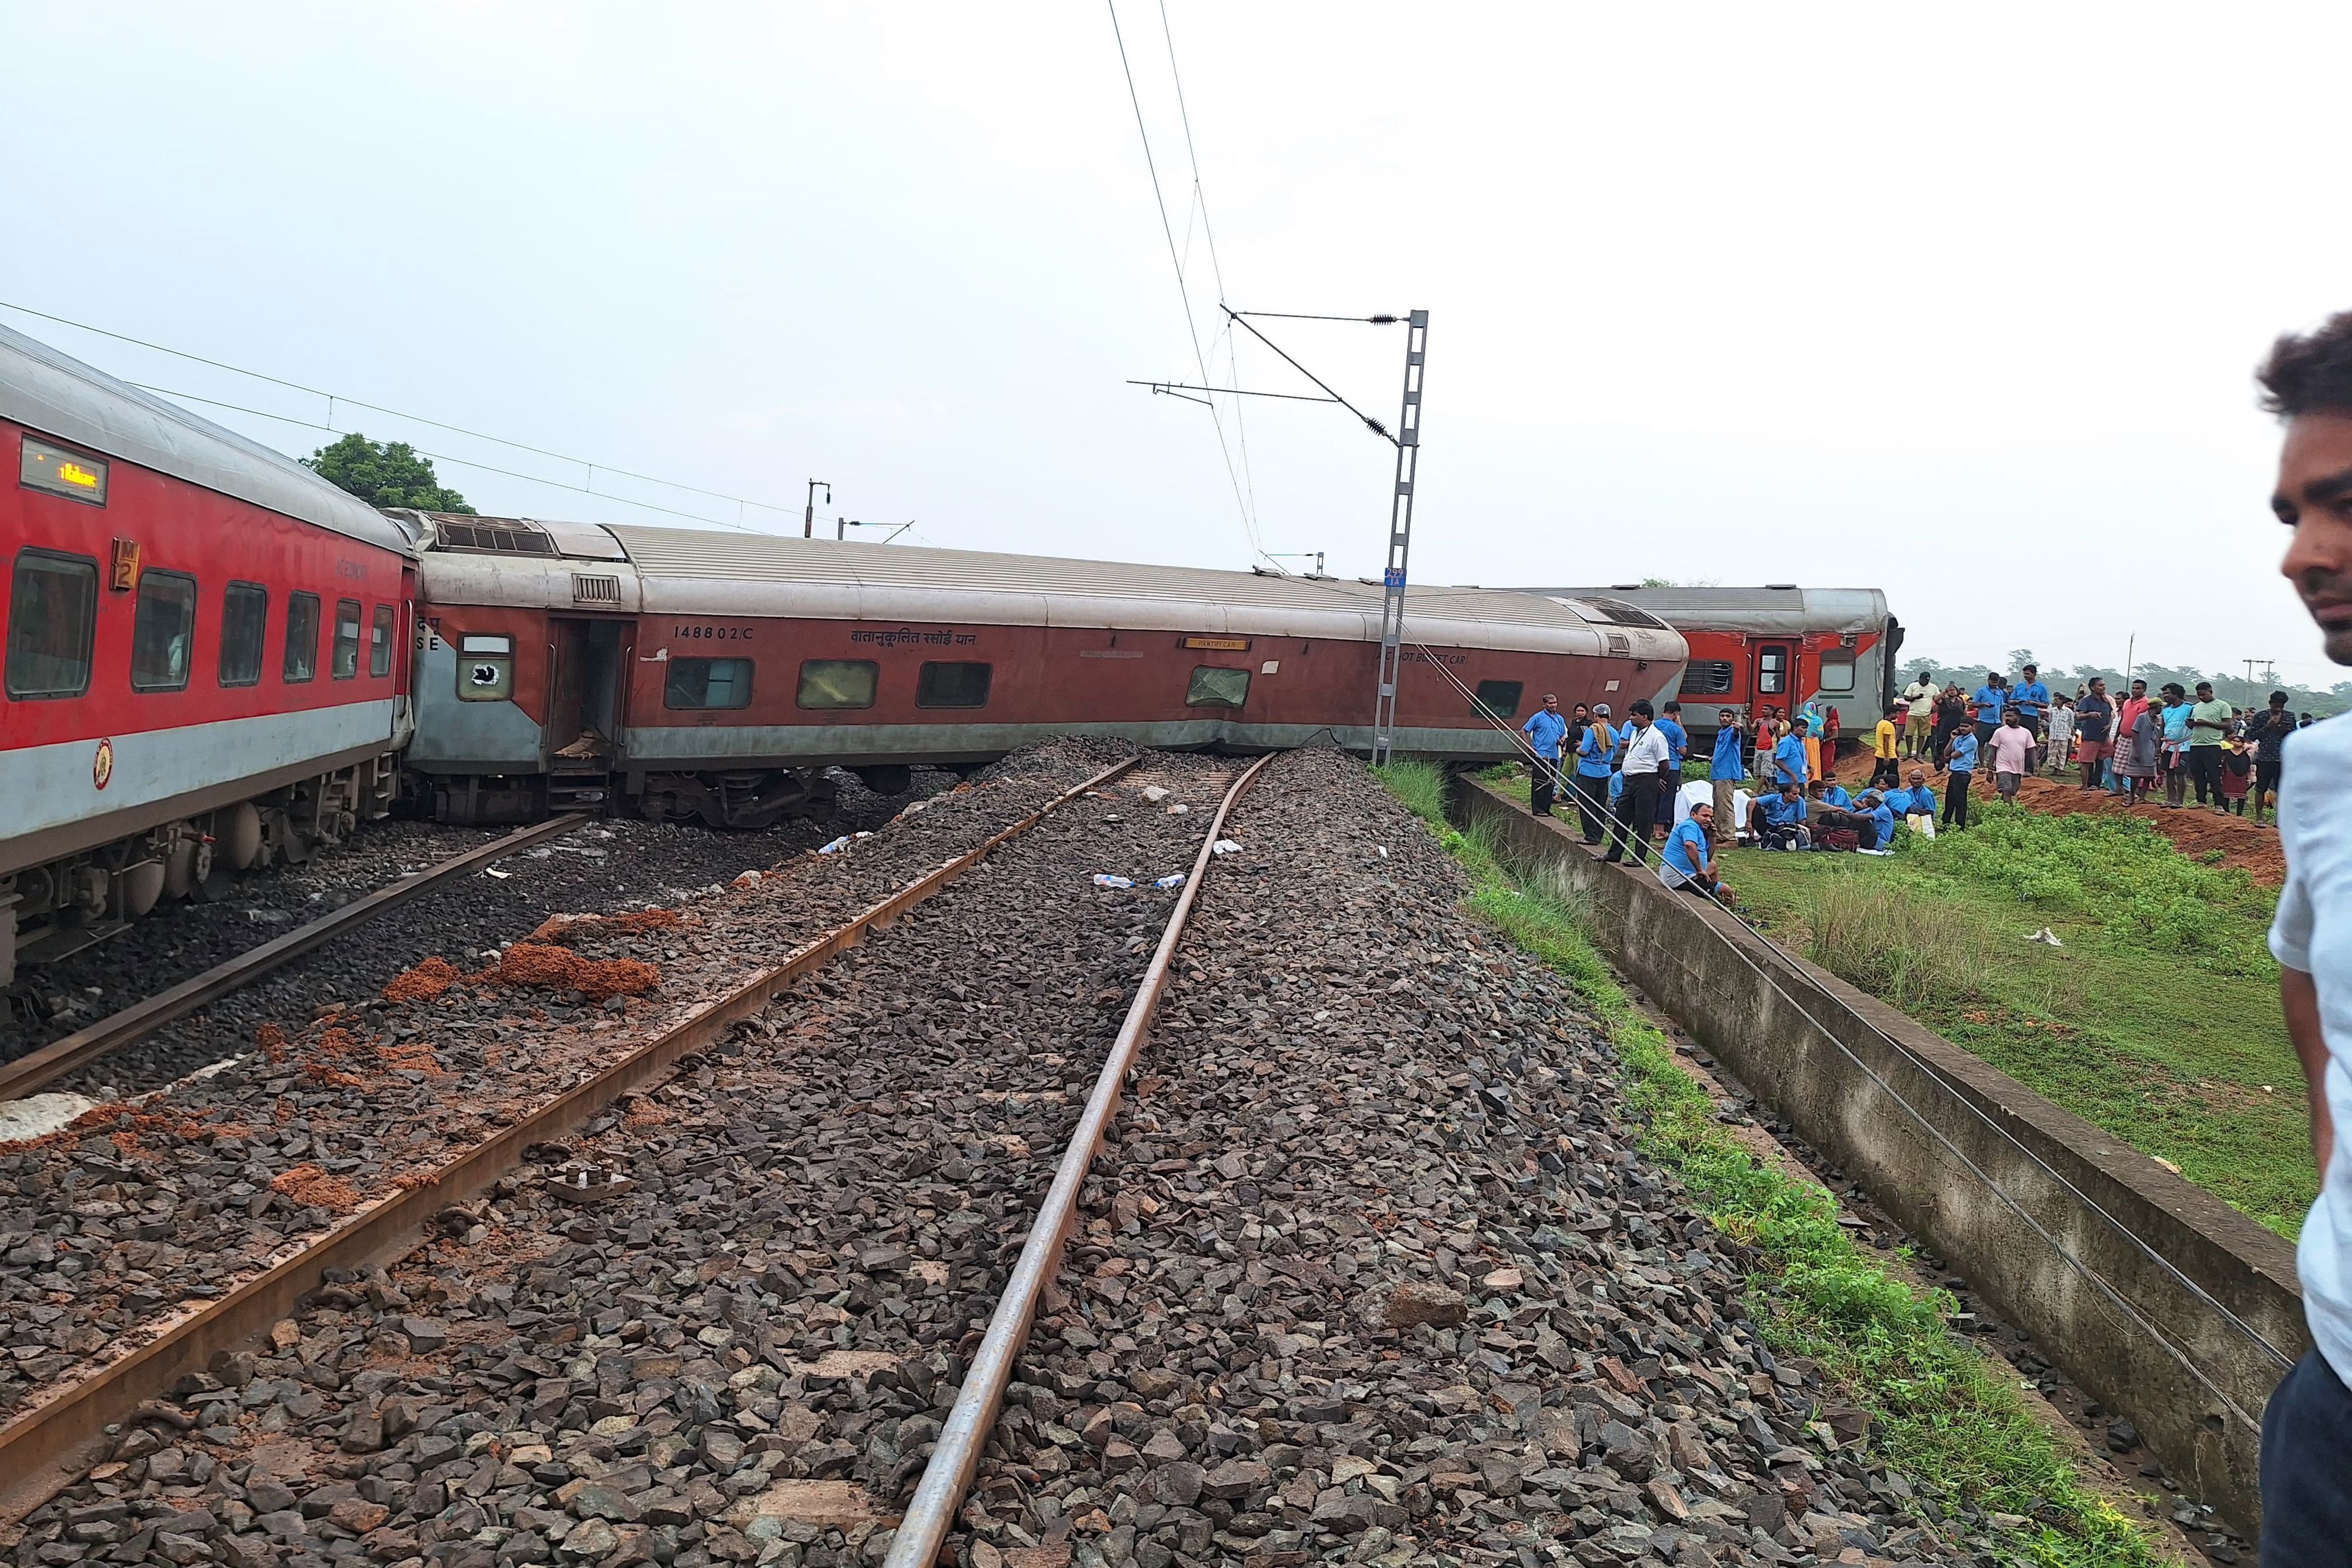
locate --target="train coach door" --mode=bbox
[1755,643,1793,710]
[545,618,624,809]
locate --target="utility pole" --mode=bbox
[804,479,830,539]
[1134,305,1426,761]
[1370,311,1428,765]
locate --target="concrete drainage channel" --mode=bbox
[1454,775,2301,1547]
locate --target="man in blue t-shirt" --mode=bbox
[1857,790,1895,851]
[1970,674,2009,750]
[1709,706,1746,842]
[1658,801,1729,900]
[1572,704,1618,845]
[1772,717,1811,790]
[2011,663,2052,770]
[1750,782,1811,850]
[1943,726,1979,829]
[1657,701,1690,824]
[1885,766,1937,825]
[1521,693,1568,818]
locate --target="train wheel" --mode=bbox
[220,803,263,872]
[119,861,166,920]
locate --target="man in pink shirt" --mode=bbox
[1989,706,2035,801]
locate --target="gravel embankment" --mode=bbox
[2,770,955,1091]
[0,741,1135,1429]
[956,747,1985,1567]
[0,748,2043,1568]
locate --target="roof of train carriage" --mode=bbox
[0,323,416,556]
[406,513,1689,661]
[1505,584,1889,637]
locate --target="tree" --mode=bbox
[302,434,474,513]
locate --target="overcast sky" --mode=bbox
[6,4,2347,684]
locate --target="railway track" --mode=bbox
[0,747,2087,1568]
[0,818,588,1107]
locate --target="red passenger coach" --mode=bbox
[1,324,415,984]
[405,517,1688,825]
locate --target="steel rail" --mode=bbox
[887,750,1278,1568]
[0,815,592,1105]
[0,758,1140,1524]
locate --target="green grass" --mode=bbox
[1374,760,2170,1568]
[1723,806,2310,1239]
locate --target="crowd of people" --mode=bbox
[1512,666,2318,906]
[1890,665,2313,824]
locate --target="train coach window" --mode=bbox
[219,583,268,687]
[795,658,874,710]
[917,661,991,709]
[1757,647,1788,695]
[129,570,198,692]
[457,634,513,701]
[283,592,320,683]
[1818,657,1856,694]
[5,549,98,699]
[671,656,755,710]
[331,599,362,680]
[370,604,395,678]
[1473,680,1524,720]
[1185,665,1250,709]
[1678,659,1735,696]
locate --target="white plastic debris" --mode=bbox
[2025,927,2064,947]
[1152,873,1186,890]
[1168,803,1190,815]
[1093,874,1135,889]
[1376,846,1388,858]
[482,866,512,880]
[1211,840,1243,856]
[1140,785,1172,803]
[818,835,853,854]
[0,1093,99,1148]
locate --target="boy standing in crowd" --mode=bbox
[2250,689,2296,825]
[2074,676,2114,790]
[1872,703,1904,789]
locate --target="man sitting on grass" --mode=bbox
[1808,781,1880,849]
[1750,781,1812,851]
[1658,801,1730,901]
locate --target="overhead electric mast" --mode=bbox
[1370,310,1428,765]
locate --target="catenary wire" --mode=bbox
[1155,0,1262,543]
[1404,651,2293,1424]
[1104,0,1271,568]
[0,299,800,519]
[126,383,773,534]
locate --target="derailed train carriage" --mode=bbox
[400,515,1690,825]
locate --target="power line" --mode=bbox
[1156,0,1261,545]
[0,299,800,519]
[125,382,772,534]
[1104,0,1269,567]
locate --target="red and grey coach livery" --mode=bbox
[1,323,415,983]
[406,517,1688,827]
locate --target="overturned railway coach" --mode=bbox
[0,324,413,985]
[405,516,1689,825]
[1510,583,1900,740]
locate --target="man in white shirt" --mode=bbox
[2259,309,2352,1563]
[1603,699,1673,867]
